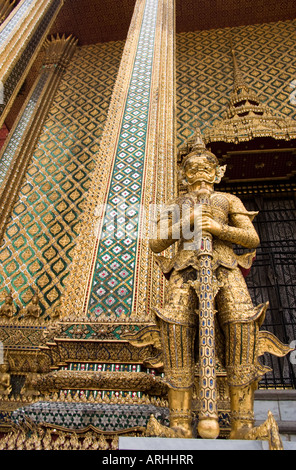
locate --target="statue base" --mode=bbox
[118,436,296,451]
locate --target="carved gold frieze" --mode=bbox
[31,369,167,395]
[0,421,123,450]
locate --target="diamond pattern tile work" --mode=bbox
[10,400,230,432]
[176,20,296,149]
[12,402,169,431]
[87,0,159,317]
[0,40,124,317]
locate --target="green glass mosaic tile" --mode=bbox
[88,0,159,318]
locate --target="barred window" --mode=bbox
[238,194,296,388]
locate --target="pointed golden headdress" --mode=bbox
[181,127,219,167]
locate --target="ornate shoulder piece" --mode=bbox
[231,210,259,221]
[226,193,259,221]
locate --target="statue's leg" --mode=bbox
[228,381,257,439]
[216,267,266,439]
[167,388,193,438]
[155,268,198,438]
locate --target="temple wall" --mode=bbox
[0,19,295,315]
[0,40,124,316]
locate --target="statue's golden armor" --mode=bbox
[151,190,269,387]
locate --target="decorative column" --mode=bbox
[0,34,78,242]
[60,0,176,325]
[0,0,64,127]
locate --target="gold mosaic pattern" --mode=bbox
[0,40,124,316]
[176,20,296,149]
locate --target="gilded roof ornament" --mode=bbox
[43,33,78,69]
[204,44,296,144]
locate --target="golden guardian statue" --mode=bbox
[126,130,292,447]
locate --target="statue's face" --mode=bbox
[184,155,217,186]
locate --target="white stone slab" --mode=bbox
[254,400,280,421]
[118,437,269,450]
[284,441,296,449]
[279,400,296,422]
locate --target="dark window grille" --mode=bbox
[236,195,296,389]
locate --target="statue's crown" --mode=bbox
[182,128,219,167]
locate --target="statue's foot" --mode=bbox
[231,411,283,450]
[146,415,192,439]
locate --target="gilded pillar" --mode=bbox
[0,0,64,127]
[61,0,176,322]
[0,34,78,242]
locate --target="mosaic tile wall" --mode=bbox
[11,402,169,431]
[0,40,124,316]
[0,19,295,316]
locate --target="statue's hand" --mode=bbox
[202,215,222,236]
[189,207,222,237]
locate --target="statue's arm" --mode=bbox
[218,215,259,249]
[217,195,260,249]
[149,204,181,254]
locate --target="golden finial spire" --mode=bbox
[231,48,249,93]
[229,36,249,93]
